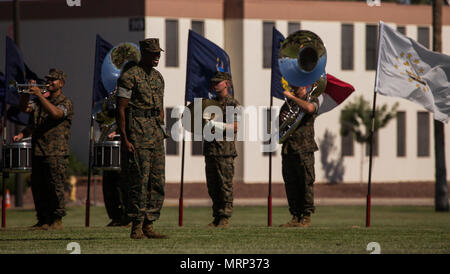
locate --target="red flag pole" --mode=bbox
[366,91,377,227]
[85,98,95,227]
[1,105,8,228]
[179,104,187,227]
[1,172,6,228]
[268,96,273,227]
[366,21,384,227]
[179,137,185,227]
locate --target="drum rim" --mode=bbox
[94,140,121,146]
[4,142,32,148]
[2,167,32,172]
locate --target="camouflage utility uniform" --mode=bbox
[29,70,74,226]
[280,97,319,225]
[117,60,166,226]
[204,92,240,226]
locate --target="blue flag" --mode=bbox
[5,36,26,107]
[4,36,41,125]
[0,71,5,116]
[270,27,285,100]
[92,35,113,105]
[185,30,232,103]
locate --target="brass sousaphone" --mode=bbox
[93,42,140,171]
[277,30,328,143]
[94,42,141,141]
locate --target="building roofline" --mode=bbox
[0,0,448,26]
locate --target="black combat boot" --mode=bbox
[142,220,168,239]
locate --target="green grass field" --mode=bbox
[0,205,449,254]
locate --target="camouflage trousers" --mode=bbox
[281,152,316,217]
[31,156,68,222]
[102,170,129,222]
[205,156,235,218]
[125,143,165,223]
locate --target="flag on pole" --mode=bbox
[375,21,450,123]
[317,74,355,115]
[92,34,113,105]
[185,30,232,103]
[0,72,5,116]
[4,36,42,125]
[270,27,285,100]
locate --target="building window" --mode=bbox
[365,131,379,157]
[418,26,430,49]
[341,24,354,70]
[397,25,406,35]
[366,24,378,70]
[417,111,430,157]
[341,133,354,157]
[341,110,354,156]
[263,21,275,68]
[397,111,406,157]
[262,108,276,156]
[288,22,300,35]
[165,19,179,67]
[165,108,179,155]
[191,20,204,36]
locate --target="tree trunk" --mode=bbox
[432,0,449,212]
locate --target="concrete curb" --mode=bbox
[163,198,446,207]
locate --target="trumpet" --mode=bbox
[8,80,49,94]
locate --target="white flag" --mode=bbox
[375,21,450,123]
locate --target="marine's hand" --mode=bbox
[108,131,117,140]
[283,90,294,99]
[13,133,24,142]
[124,140,135,153]
[29,85,43,96]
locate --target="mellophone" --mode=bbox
[2,141,32,173]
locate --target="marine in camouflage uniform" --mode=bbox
[203,71,240,228]
[279,86,319,228]
[116,38,167,239]
[16,68,74,230]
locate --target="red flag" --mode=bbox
[318,73,355,115]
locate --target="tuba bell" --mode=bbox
[94,42,141,141]
[277,30,328,144]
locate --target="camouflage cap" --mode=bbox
[210,71,231,83]
[45,68,67,81]
[139,38,164,53]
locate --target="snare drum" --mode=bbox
[2,142,32,173]
[94,141,121,171]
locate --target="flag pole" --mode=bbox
[268,96,273,227]
[179,104,186,227]
[366,21,384,227]
[366,91,377,228]
[1,108,7,228]
[85,94,95,227]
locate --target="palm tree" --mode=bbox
[340,95,398,182]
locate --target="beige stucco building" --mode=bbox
[1,0,449,184]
